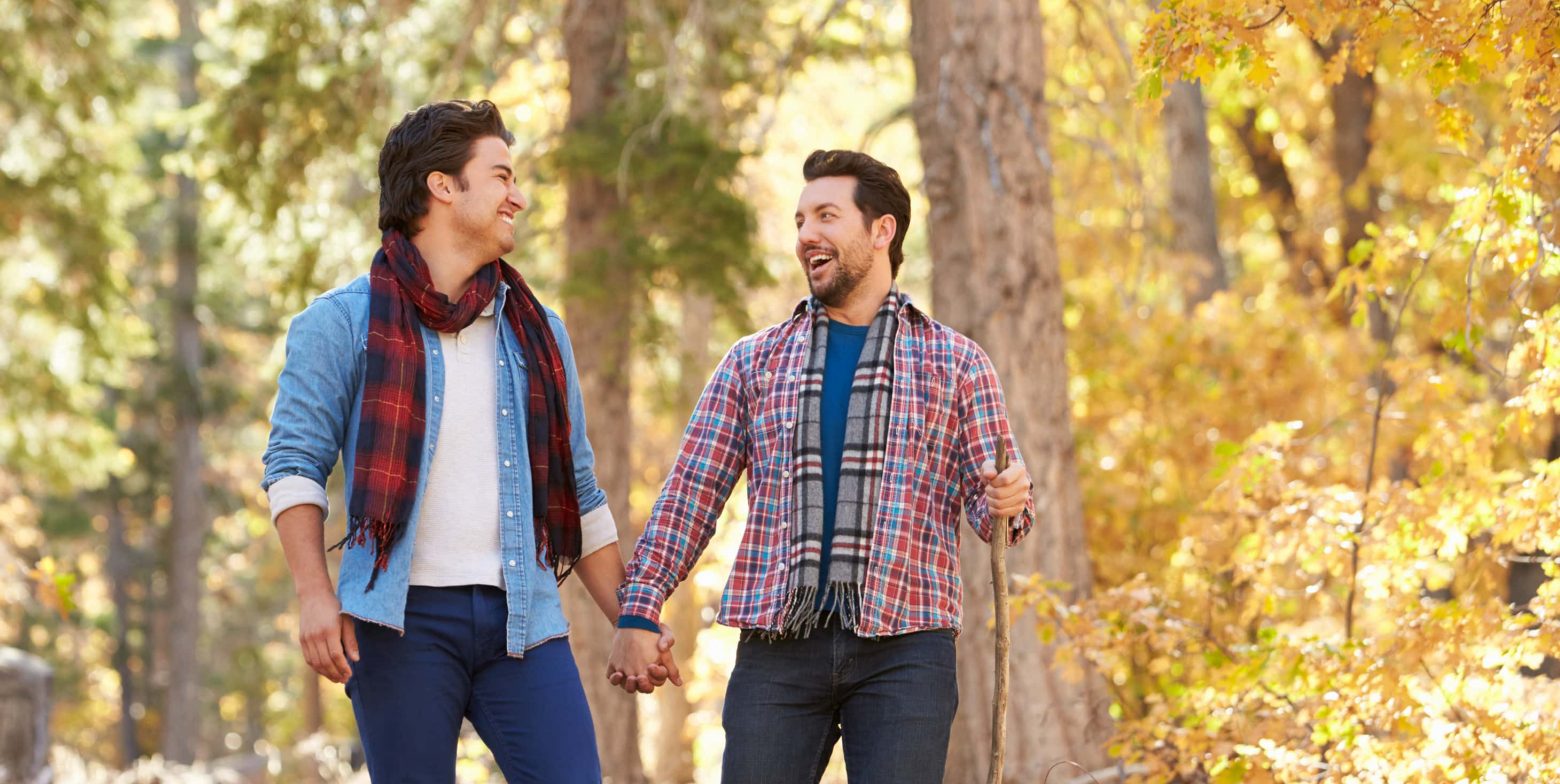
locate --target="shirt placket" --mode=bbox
[863,312,922,635]
[492,286,530,650]
[762,319,809,627]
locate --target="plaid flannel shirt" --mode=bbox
[619,294,1036,637]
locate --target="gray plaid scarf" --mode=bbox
[779,289,900,637]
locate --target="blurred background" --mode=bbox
[3,0,1558,781]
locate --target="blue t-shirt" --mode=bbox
[818,321,870,609]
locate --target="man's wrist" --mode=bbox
[295,580,337,602]
[617,614,661,633]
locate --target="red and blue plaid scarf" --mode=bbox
[338,229,582,588]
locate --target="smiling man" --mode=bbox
[261,99,674,782]
[609,149,1036,783]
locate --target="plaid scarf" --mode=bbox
[337,229,582,589]
[779,289,900,637]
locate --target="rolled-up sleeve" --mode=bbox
[266,475,329,524]
[260,296,357,514]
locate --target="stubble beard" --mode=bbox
[808,243,871,308]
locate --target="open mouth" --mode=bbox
[499,213,515,226]
[805,250,835,274]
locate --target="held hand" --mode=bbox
[649,627,684,688]
[298,590,358,684]
[980,459,1031,522]
[607,627,667,695]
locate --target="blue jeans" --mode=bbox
[721,621,959,784]
[345,585,601,783]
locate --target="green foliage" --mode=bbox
[550,91,768,331]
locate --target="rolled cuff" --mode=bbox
[616,614,660,633]
[617,582,665,628]
[267,475,329,525]
[580,503,620,557]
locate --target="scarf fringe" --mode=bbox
[333,515,400,591]
[775,580,864,640]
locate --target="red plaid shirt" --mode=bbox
[619,295,1035,636]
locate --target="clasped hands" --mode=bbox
[607,626,684,694]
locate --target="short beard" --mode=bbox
[809,249,869,307]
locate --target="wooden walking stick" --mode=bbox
[988,439,1011,784]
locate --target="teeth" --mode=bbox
[500,215,515,225]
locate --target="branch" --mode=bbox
[1344,249,1435,639]
[1247,5,1288,29]
[1460,0,1505,49]
[744,0,850,150]
[1051,761,1152,784]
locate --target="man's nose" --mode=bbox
[797,218,821,244]
[511,185,528,211]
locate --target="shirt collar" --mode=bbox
[790,288,924,322]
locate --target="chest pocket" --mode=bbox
[746,368,795,473]
[898,370,955,472]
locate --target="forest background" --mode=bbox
[3,0,1558,782]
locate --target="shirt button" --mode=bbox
[503,460,511,467]
[509,559,517,567]
[507,511,514,518]
[785,420,794,429]
[501,409,509,416]
[782,469,791,478]
[499,360,505,366]
[433,395,440,402]
[432,349,440,356]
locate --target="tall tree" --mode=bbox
[161,0,209,763]
[1162,79,1228,306]
[909,0,1113,780]
[560,0,646,780]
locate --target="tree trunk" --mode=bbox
[106,476,141,766]
[1511,421,1560,677]
[0,647,51,784]
[1323,38,1390,348]
[909,1,1113,780]
[1231,108,1330,296]
[649,290,717,784]
[1162,79,1228,306]
[162,0,208,763]
[561,1,645,781]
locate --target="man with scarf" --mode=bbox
[261,99,675,783]
[609,149,1035,782]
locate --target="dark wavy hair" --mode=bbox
[802,149,912,278]
[378,100,515,237]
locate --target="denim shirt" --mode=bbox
[260,274,608,657]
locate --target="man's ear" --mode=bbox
[426,171,458,205]
[872,214,897,251]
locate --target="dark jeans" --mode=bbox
[721,621,959,784]
[345,585,600,783]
